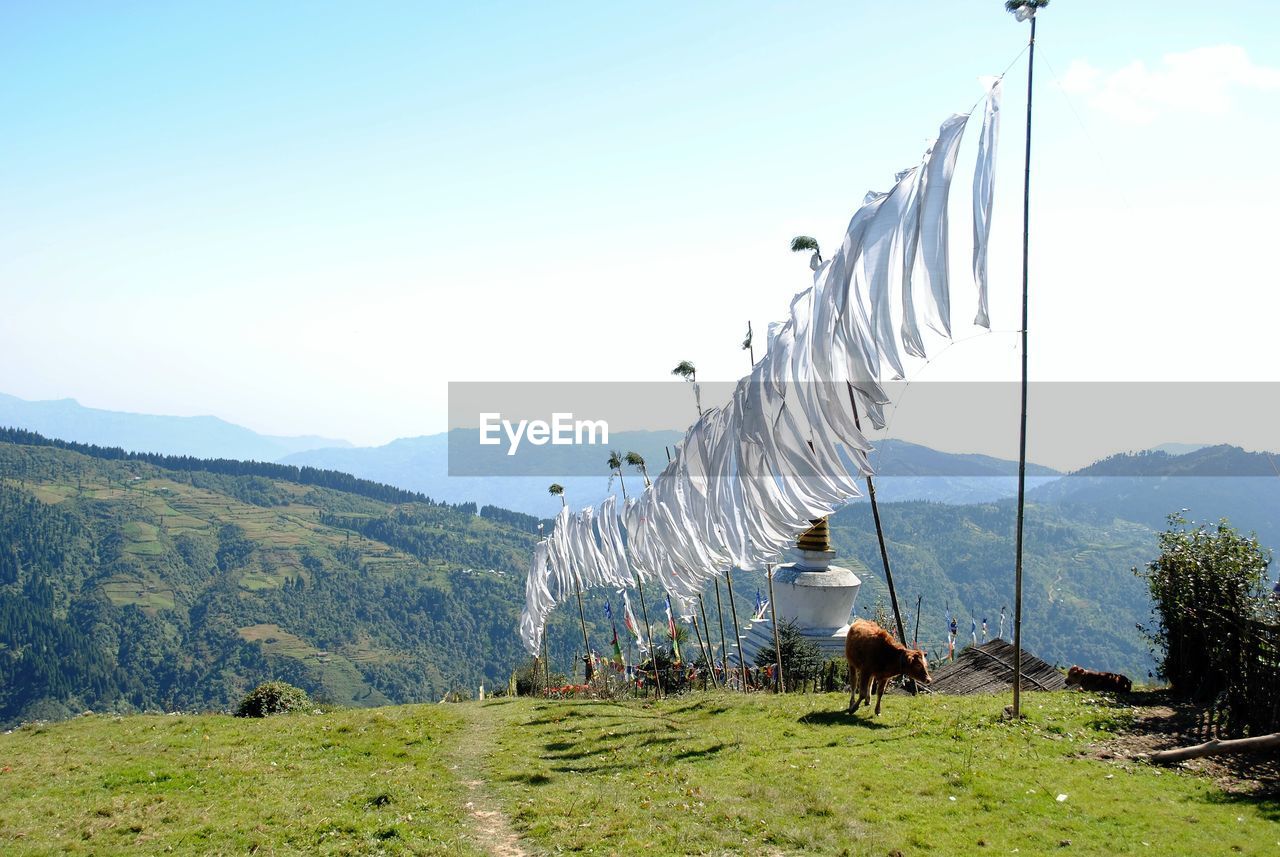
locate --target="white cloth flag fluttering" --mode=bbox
[917,113,971,340]
[622,590,647,652]
[518,541,551,656]
[972,78,1001,329]
[518,84,1002,656]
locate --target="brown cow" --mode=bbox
[844,619,931,715]
[1065,665,1132,693]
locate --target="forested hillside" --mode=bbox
[828,501,1158,678]
[5,428,1269,726]
[0,433,594,728]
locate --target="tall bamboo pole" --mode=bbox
[542,635,551,696]
[690,612,712,690]
[846,385,908,648]
[573,579,592,682]
[713,579,729,685]
[1012,7,1039,720]
[795,222,907,687]
[697,595,720,689]
[634,574,662,698]
[766,563,784,692]
[913,594,923,648]
[723,568,749,690]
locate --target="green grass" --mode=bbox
[238,570,285,590]
[233,625,392,707]
[238,623,320,657]
[481,691,1278,856]
[1,693,1275,855]
[0,705,483,856]
[99,575,176,612]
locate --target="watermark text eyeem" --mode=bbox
[478,413,609,456]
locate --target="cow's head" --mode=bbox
[1065,666,1085,686]
[905,649,931,684]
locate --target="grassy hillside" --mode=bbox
[1,692,1274,855]
[482,692,1275,855]
[0,704,480,856]
[4,426,1267,726]
[0,436,596,727]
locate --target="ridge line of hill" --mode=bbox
[0,425,445,509]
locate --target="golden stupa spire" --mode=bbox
[796,517,831,553]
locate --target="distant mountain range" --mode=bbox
[6,392,1066,514]
[3,392,1274,547]
[1029,445,1280,553]
[282,435,1064,516]
[284,431,684,517]
[0,393,349,462]
[1067,444,1280,477]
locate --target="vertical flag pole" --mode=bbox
[766,563,784,692]
[690,611,712,689]
[1010,0,1041,719]
[542,635,551,696]
[697,594,721,689]
[793,238,909,690]
[846,385,909,653]
[723,568,749,691]
[713,580,729,686]
[634,574,662,698]
[913,594,923,648]
[573,578,592,683]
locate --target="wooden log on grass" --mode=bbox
[1147,732,1280,764]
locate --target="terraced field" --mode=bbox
[0,438,540,722]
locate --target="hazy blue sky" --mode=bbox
[3,2,1277,458]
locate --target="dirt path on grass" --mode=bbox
[449,702,530,857]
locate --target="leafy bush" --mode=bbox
[235,681,310,717]
[753,619,823,692]
[514,658,567,696]
[1137,513,1276,735]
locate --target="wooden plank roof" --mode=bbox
[927,638,1067,695]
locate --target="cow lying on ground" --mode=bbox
[845,619,932,715]
[1065,665,1132,693]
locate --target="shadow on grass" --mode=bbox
[543,725,680,762]
[502,772,553,786]
[797,710,890,729]
[664,699,732,717]
[671,742,735,762]
[549,761,639,775]
[523,703,678,729]
[1202,787,1280,822]
[543,740,576,752]
[545,746,611,762]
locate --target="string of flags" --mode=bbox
[520,79,1004,657]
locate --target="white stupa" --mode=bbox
[740,518,863,662]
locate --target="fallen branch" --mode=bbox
[1147,733,1280,764]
